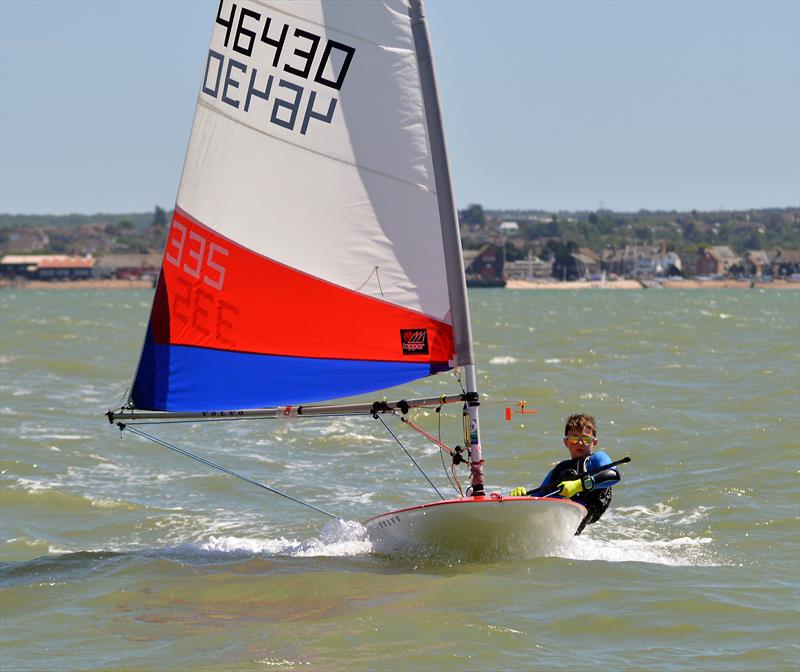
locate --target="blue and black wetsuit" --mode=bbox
[527,450,620,535]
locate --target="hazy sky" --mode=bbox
[1,0,798,215]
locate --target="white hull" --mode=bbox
[364,495,587,562]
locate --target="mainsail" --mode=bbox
[129,0,475,413]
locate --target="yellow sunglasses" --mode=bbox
[564,434,595,446]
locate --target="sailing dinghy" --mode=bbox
[106,0,585,561]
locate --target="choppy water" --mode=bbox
[1,287,798,671]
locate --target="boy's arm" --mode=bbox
[524,467,557,496]
[586,451,620,491]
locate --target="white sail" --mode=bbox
[127,0,477,416]
[180,0,466,323]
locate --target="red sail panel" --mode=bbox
[153,209,455,365]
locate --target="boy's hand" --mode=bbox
[558,479,583,498]
[509,487,527,497]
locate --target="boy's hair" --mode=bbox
[565,413,597,437]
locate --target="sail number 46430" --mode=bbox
[203,1,357,136]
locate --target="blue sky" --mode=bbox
[1,0,798,215]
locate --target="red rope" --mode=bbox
[399,416,456,455]
[400,415,467,497]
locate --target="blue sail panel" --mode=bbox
[131,327,442,412]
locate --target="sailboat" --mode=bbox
[106,0,586,561]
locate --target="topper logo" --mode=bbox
[400,329,429,355]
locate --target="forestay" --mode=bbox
[129,0,474,413]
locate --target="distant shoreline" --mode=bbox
[0,277,797,291]
[506,278,799,289]
[0,279,153,290]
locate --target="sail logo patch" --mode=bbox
[400,329,429,355]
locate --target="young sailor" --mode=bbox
[510,413,620,535]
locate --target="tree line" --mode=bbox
[459,204,799,260]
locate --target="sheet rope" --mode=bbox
[116,422,340,520]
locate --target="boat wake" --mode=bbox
[1,521,375,587]
[171,504,720,566]
[2,502,724,578]
[552,503,722,567]
[177,519,373,559]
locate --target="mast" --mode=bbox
[408,0,484,494]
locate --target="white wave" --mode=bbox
[551,504,720,566]
[94,462,124,473]
[313,419,385,439]
[240,451,280,464]
[339,431,394,443]
[674,506,712,525]
[579,392,608,401]
[544,358,561,364]
[10,477,57,493]
[255,658,311,668]
[559,533,718,566]
[88,496,133,509]
[613,503,710,524]
[334,487,375,504]
[0,407,18,415]
[195,536,294,554]
[6,536,49,547]
[26,433,94,441]
[489,356,517,365]
[196,520,372,557]
[613,503,674,521]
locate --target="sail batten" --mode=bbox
[128,0,475,413]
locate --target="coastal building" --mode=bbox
[601,247,626,276]
[94,253,162,280]
[505,252,553,280]
[463,244,506,287]
[602,245,665,277]
[498,221,519,236]
[571,248,602,278]
[0,254,95,280]
[1,228,50,253]
[771,249,800,277]
[653,251,682,276]
[696,246,743,276]
[679,251,702,278]
[745,250,772,277]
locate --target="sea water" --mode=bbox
[1,287,798,671]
